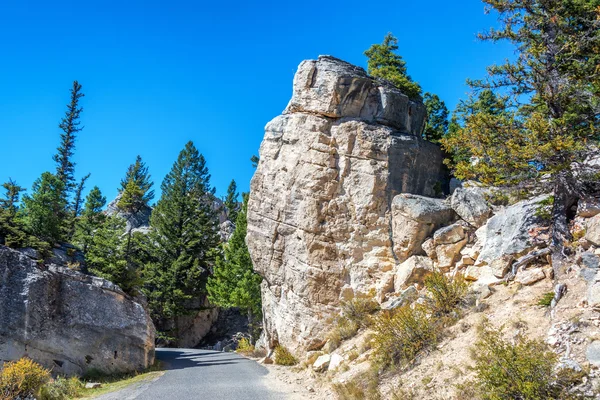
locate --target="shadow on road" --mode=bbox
[156,349,267,375]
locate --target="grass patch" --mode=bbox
[424,271,468,317]
[537,291,555,307]
[76,369,164,399]
[235,337,255,355]
[332,368,380,400]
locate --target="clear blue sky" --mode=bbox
[0,0,512,203]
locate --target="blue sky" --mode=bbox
[0,0,512,203]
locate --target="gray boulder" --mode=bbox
[577,199,600,218]
[0,246,155,376]
[105,194,152,232]
[476,196,548,267]
[450,187,492,228]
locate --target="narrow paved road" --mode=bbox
[96,348,292,400]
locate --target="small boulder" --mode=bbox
[394,256,434,291]
[581,252,600,270]
[489,256,514,279]
[578,199,600,218]
[515,268,546,285]
[328,354,344,371]
[260,356,274,365]
[313,354,331,372]
[588,281,600,308]
[585,214,600,246]
[450,187,492,227]
[85,383,102,389]
[375,272,395,302]
[433,224,466,245]
[586,341,600,367]
[433,224,467,269]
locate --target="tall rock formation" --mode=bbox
[0,245,155,376]
[247,56,448,352]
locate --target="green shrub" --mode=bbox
[372,305,437,369]
[39,376,82,400]
[466,321,585,400]
[235,338,255,355]
[424,271,468,316]
[274,345,298,366]
[0,358,51,399]
[537,291,555,307]
[341,297,380,328]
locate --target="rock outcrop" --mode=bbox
[0,245,155,376]
[247,56,448,352]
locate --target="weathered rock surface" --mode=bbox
[476,196,547,267]
[450,187,491,227]
[105,194,152,232]
[247,56,448,352]
[392,194,456,262]
[0,246,155,376]
[394,256,434,291]
[585,214,600,246]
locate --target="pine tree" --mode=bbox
[207,193,262,339]
[119,155,154,206]
[53,81,84,195]
[224,179,239,223]
[0,180,28,248]
[441,0,600,261]
[364,33,422,100]
[250,155,260,168]
[86,216,140,293]
[73,186,106,253]
[423,93,450,143]
[143,141,220,321]
[22,172,67,244]
[67,173,90,238]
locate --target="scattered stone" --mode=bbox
[581,252,600,269]
[375,272,395,302]
[586,341,600,367]
[489,256,514,279]
[515,268,545,285]
[450,187,492,227]
[588,281,600,308]
[260,356,274,365]
[464,265,481,281]
[394,256,434,291]
[312,354,331,372]
[433,224,466,245]
[461,255,475,265]
[85,383,102,389]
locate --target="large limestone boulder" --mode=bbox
[391,194,456,262]
[476,196,547,267]
[247,56,448,352]
[450,187,491,227]
[432,224,467,270]
[0,246,155,376]
[394,256,434,291]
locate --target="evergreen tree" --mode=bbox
[86,216,140,293]
[207,193,262,339]
[224,179,239,223]
[364,33,422,100]
[441,0,600,260]
[22,172,67,244]
[423,92,450,143]
[119,155,155,206]
[73,186,106,253]
[143,141,220,321]
[250,155,260,168]
[0,180,28,248]
[118,156,154,264]
[53,81,84,195]
[68,173,90,238]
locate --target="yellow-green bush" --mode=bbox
[235,337,255,355]
[464,322,585,400]
[372,305,437,369]
[0,358,51,399]
[341,297,380,328]
[424,271,468,316]
[274,345,298,366]
[537,291,555,307]
[39,376,82,400]
[332,369,380,400]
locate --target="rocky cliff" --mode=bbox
[247,56,449,352]
[0,245,155,376]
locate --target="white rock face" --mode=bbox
[247,56,448,352]
[450,187,491,228]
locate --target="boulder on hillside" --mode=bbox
[432,224,467,270]
[476,196,548,268]
[247,56,449,352]
[450,187,492,227]
[0,246,155,376]
[391,194,456,262]
[578,199,600,218]
[394,256,434,291]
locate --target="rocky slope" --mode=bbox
[0,245,155,376]
[247,55,449,352]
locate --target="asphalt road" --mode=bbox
[96,348,290,400]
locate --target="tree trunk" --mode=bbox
[550,172,577,277]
